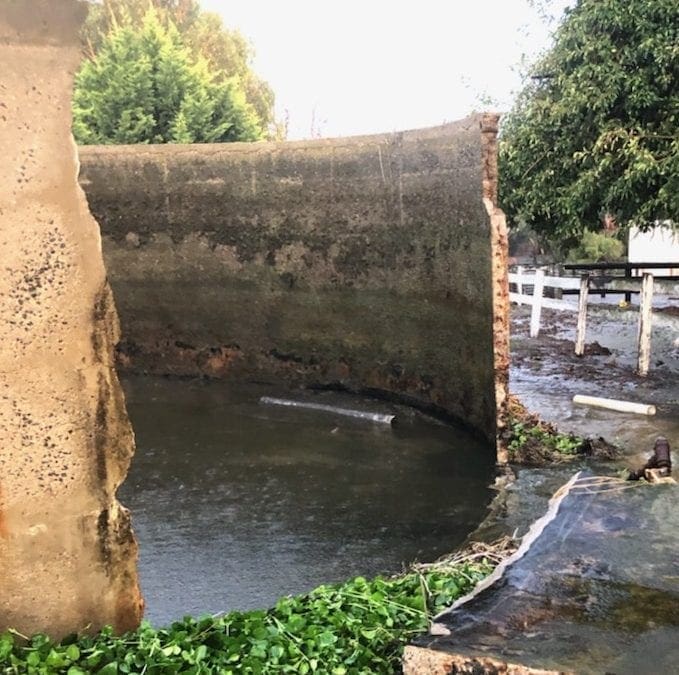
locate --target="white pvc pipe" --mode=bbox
[572,394,656,416]
[259,396,396,425]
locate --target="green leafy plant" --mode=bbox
[504,395,619,464]
[0,561,493,674]
[500,0,678,249]
[507,418,583,461]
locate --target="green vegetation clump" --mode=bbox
[504,395,585,464]
[0,562,492,674]
[73,6,265,144]
[567,231,625,263]
[504,396,620,465]
[507,419,583,461]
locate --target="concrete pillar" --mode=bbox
[0,0,142,638]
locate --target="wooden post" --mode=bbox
[637,272,654,376]
[624,264,632,303]
[574,274,589,356]
[529,268,545,338]
[516,265,524,305]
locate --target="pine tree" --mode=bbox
[73,7,263,144]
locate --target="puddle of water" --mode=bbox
[118,375,495,626]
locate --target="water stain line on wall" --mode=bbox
[79,115,510,458]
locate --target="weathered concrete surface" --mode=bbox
[402,650,561,674]
[405,474,679,674]
[79,115,509,448]
[482,116,510,462]
[0,0,142,638]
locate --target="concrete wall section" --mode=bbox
[80,116,505,444]
[0,0,142,638]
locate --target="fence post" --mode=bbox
[624,265,632,303]
[529,268,545,338]
[637,272,654,376]
[574,274,589,356]
[516,265,524,305]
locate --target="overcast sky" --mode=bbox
[199,0,571,139]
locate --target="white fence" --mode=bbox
[509,268,579,338]
[509,267,658,376]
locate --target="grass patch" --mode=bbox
[0,543,512,674]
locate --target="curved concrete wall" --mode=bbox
[79,116,508,446]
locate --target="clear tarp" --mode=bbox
[415,473,679,674]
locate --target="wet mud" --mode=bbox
[510,303,679,469]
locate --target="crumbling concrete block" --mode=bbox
[0,0,142,638]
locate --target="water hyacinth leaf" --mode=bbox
[67,667,88,675]
[65,644,81,661]
[0,559,495,673]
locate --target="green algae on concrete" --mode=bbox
[78,116,509,448]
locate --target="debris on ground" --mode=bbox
[503,395,620,465]
[409,537,518,576]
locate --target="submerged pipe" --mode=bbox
[259,396,396,425]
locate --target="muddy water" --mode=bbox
[118,376,495,626]
[510,304,679,467]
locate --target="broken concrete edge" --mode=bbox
[480,113,510,465]
[402,648,570,675]
[0,0,142,639]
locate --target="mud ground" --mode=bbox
[510,301,679,470]
[470,300,677,544]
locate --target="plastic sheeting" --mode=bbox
[411,473,679,674]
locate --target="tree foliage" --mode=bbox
[182,11,275,136]
[73,7,264,144]
[567,230,625,262]
[83,0,276,133]
[500,0,678,244]
[80,0,199,61]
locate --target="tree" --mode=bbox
[499,0,678,246]
[81,0,276,136]
[73,7,263,144]
[182,11,275,136]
